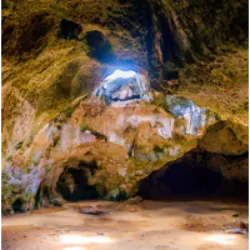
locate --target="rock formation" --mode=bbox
[2,0,248,214]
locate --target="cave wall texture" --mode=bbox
[1,0,249,213]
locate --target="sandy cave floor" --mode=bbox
[2,200,249,250]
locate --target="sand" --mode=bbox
[2,200,248,250]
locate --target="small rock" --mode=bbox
[235,220,248,229]
[125,196,143,205]
[80,207,108,215]
[232,213,239,217]
[51,199,63,207]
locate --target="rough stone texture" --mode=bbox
[2,83,241,212]
[1,0,248,213]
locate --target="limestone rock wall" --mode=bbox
[1,0,248,214]
[3,74,247,213]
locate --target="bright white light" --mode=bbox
[105,70,137,81]
[60,234,113,245]
[64,247,86,250]
[204,234,237,245]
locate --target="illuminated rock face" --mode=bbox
[165,95,216,135]
[2,90,247,212]
[95,70,151,105]
[2,92,221,211]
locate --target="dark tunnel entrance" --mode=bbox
[138,150,248,202]
[11,198,24,213]
[56,164,99,202]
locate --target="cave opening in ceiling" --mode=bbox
[95,69,150,105]
[105,69,137,80]
[138,150,248,202]
[56,163,99,202]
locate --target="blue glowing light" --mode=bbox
[94,69,150,105]
[104,70,137,81]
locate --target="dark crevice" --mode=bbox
[78,161,98,176]
[56,166,99,202]
[58,19,82,40]
[157,12,182,65]
[224,151,249,161]
[138,150,248,202]
[11,198,23,213]
[85,30,115,64]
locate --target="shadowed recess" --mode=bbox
[58,19,82,40]
[139,150,248,201]
[56,166,99,201]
